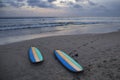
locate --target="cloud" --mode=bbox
[48,0,56,3]
[0,0,97,8]
[88,0,96,5]
[0,0,8,7]
[0,2,6,7]
[27,0,54,8]
[1,0,120,17]
[53,0,82,8]
[75,0,96,6]
[0,0,25,8]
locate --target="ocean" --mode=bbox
[0,17,120,45]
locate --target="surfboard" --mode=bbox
[29,47,43,63]
[54,50,83,72]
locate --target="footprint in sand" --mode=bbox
[72,73,81,80]
[73,50,79,58]
[69,50,79,58]
[90,46,95,50]
[82,43,88,46]
[90,40,94,43]
[105,48,112,51]
[72,76,80,80]
[103,60,107,63]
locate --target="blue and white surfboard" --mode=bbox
[54,50,83,72]
[29,47,43,63]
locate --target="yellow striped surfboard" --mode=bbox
[54,50,83,72]
[29,47,43,63]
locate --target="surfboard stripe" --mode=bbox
[55,51,76,72]
[61,51,83,71]
[35,48,43,61]
[29,48,36,62]
[32,47,40,62]
[56,50,81,71]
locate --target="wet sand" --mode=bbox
[0,31,120,80]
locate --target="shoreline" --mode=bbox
[0,30,119,46]
[0,31,120,80]
[1,23,120,45]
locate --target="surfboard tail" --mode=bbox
[29,47,44,63]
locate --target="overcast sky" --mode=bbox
[0,0,120,17]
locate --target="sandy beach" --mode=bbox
[0,31,120,80]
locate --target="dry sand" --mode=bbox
[0,31,120,80]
